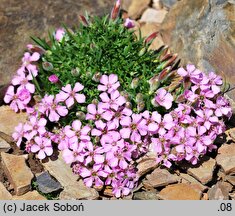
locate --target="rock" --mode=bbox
[42,153,79,187]
[158,183,202,200]
[43,153,98,200]
[228,128,235,142]
[59,180,99,200]
[152,0,163,10]
[128,0,151,19]
[0,137,10,152]
[133,191,160,200]
[143,168,180,188]
[121,0,133,11]
[36,171,62,194]
[0,0,114,87]
[103,188,113,197]
[208,182,233,200]
[160,0,178,9]
[140,8,167,24]
[0,182,12,200]
[225,175,235,186]
[137,157,158,177]
[230,192,235,200]
[180,173,208,192]
[138,22,164,50]
[201,193,209,200]
[0,106,27,136]
[187,157,216,185]
[216,143,235,174]
[13,191,46,200]
[160,0,235,102]
[1,152,34,195]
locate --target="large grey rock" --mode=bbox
[43,153,99,200]
[160,0,235,102]
[0,0,114,87]
[36,171,62,194]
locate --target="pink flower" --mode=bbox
[55,28,65,42]
[120,114,147,141]
[23,116,47,139]
[65,120,91,145]
[31,136,53,159]
[39,94,68,122]
[214,96,232,118]
[98,74,120,93]
[62,142,85,164]
[4,86,31,112]
[177,64,202,84]
[99,90,126,110]
[21,52,40,77]
[208,72,222,94]
[124,18,135,29]
[48,74,59,83]
[154,88,173,109]
[12,123,25,147]
[11,70,35,93]
[86,102,112,121]
[58,82,86,108]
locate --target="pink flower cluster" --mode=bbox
[150,65,232,166]
[7,63,232,198]
[4,51,40,112]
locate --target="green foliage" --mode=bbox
[32,15,178,125]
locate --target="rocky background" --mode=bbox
[0,0,234,200]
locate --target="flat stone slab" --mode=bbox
[128,0,151,19]
[137,157,158,177]
[159,183,202,200]
[187,157,216,185]
[0,137,10,152]
[208,182,233,200]
[43,153,98,200]
[0,106,27,136]
[59,180,99,200]
[0,182,12,200]
[216,143,235,174]
[133,191,160,200]
[143,168,180,188]
[180,173,208,192]
[1,152,34,195]
[36,171,62,194]
[13,191,46,200]
[140,8,167,23]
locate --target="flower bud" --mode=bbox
[124,18,135,29]
[27,44,45,55]
[42,61,53,71]
[79,15,89,27]
[76,111,86,120]
[92,99,99,105]
[162,54,178,68]
[158,67,171,82]
[145,32,158,45]
[131,78,139,89]
[151,98,158,107]
[138,47,146,57]
[136,93,144,103]
[149,75,160,92]
[71,67,80,76]
[92,72,102,82]
[48,74,59,83]
[110,0,121,20]
[120,91,129,101]
[137,101,145,112]
[125,102,132,109]
[94,136,100,143]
